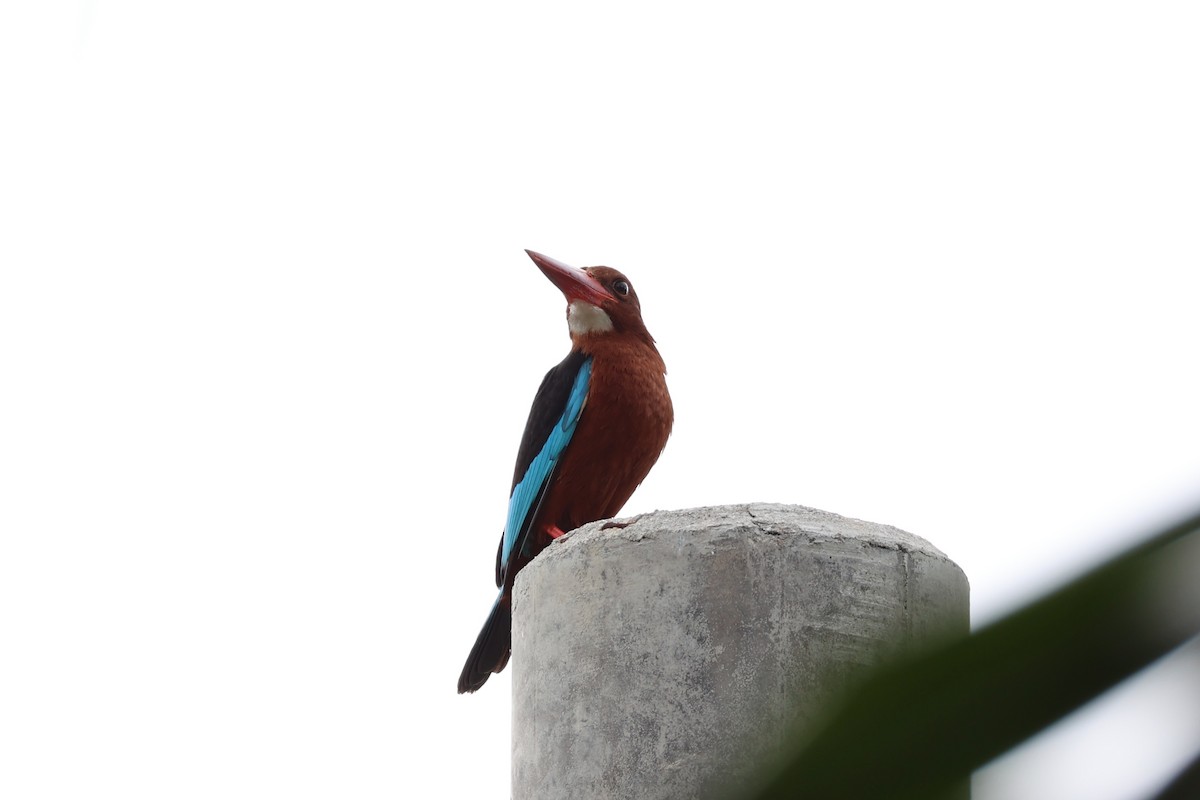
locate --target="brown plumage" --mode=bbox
[535,325,672,538]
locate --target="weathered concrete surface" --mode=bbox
[511,503,969,800]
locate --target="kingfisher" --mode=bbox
[457,250,674,694]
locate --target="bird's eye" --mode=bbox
[613,280,630,297]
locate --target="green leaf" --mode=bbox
[1149,751,1200,800]
[738,507,1200,800]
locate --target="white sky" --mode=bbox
[2,2,1198,798]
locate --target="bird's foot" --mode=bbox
[601,514,643,531]
[547,524,568,539]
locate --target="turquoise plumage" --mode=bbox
[502,357,592,571]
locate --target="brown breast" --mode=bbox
[536,338,673,536]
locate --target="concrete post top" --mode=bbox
[511,504,970,800]
[534,502,957,565]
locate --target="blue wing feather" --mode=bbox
[500,357,592,576]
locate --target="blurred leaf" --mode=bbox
[1150,750,1200,800]
[738,507,1200,800]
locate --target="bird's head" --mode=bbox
[525,249,656,347]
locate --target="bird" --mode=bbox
[457,249,674,694]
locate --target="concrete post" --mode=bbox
[511,503,969,799]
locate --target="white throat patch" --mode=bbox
[568,301,614,336]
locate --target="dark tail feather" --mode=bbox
[457,593,512,694]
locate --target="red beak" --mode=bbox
[526,250,613,307]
